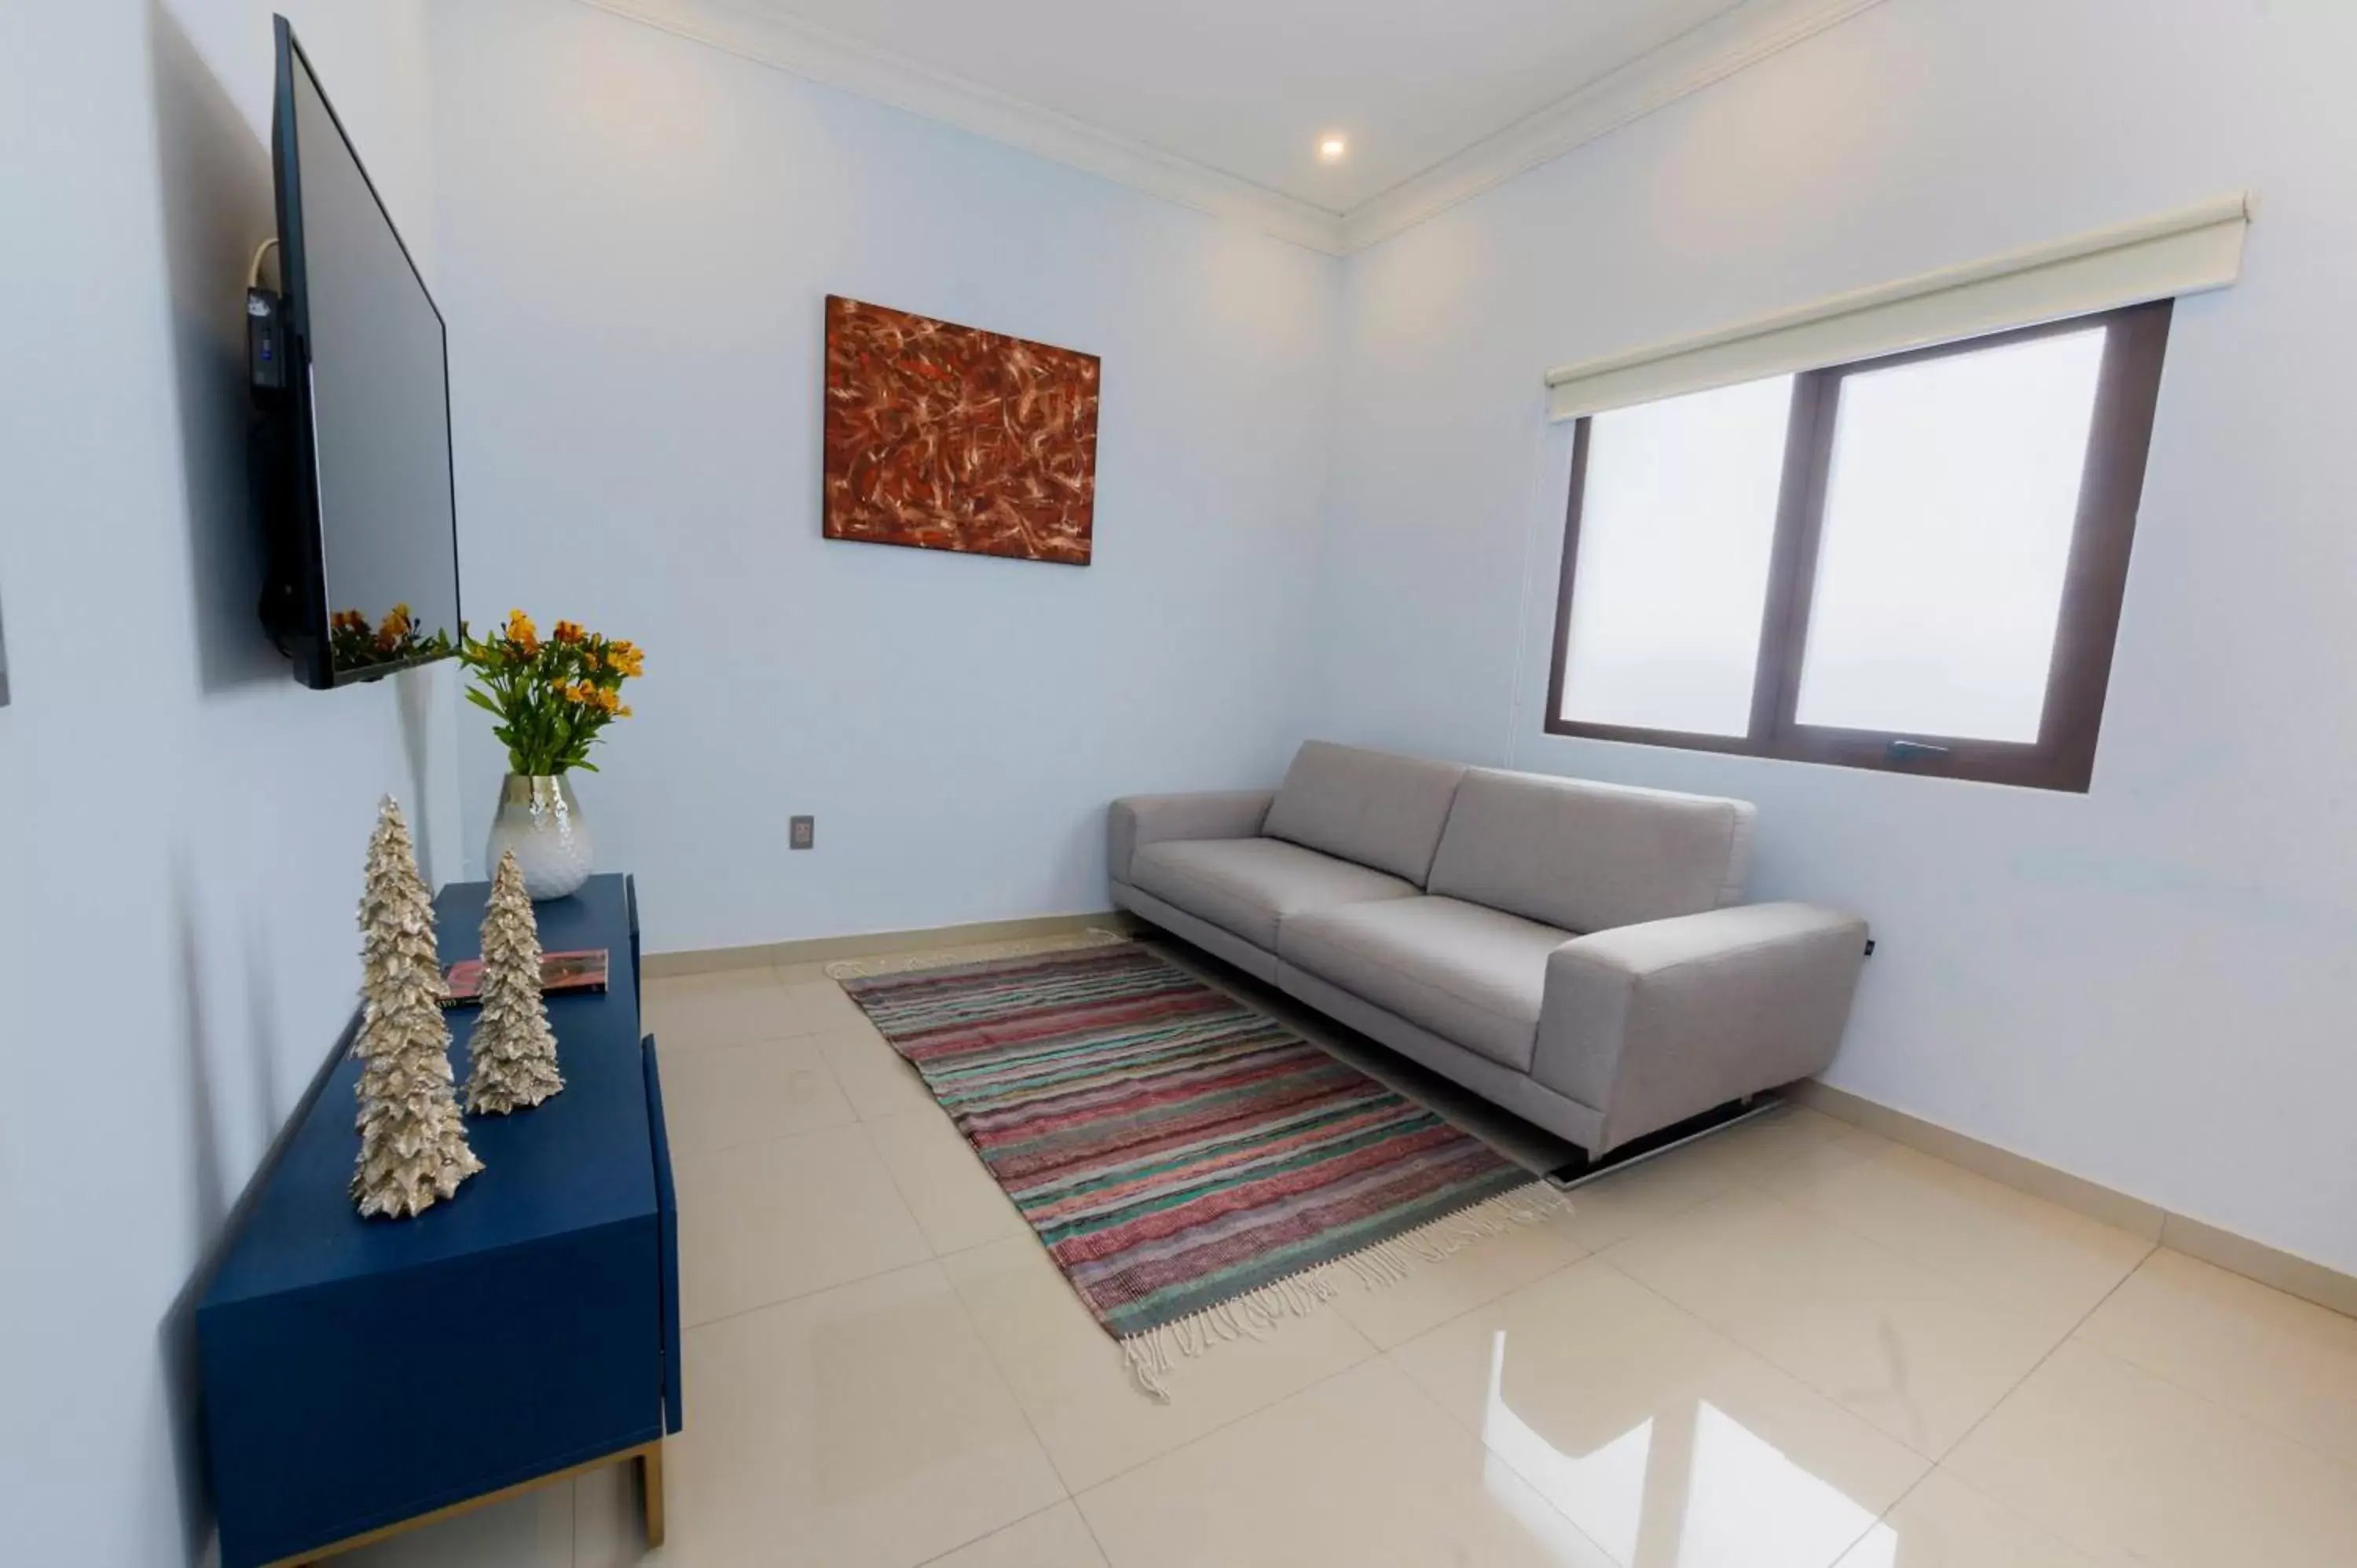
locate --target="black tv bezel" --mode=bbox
[269,15,462,691]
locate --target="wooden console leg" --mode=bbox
[640,1441,666,1548]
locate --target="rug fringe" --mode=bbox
[1116,1179,1573,1403]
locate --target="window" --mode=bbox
[1545,302,2172,792]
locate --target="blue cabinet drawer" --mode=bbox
[643,1033,684,1435]
[200,1218,661,1565]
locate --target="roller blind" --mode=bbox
[1545,194,2250,422]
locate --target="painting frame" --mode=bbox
[821,295,1102,566]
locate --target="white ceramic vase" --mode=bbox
[485,774,593,900]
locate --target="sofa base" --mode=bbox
[1544,1094,1781,1190]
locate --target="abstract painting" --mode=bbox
[823,295,1101,566]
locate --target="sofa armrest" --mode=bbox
[1107,791,1277,885]
[1531,902,1868,1155]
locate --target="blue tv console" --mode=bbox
[197,874,681,1567]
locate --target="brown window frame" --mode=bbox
[1543,300,2173,793]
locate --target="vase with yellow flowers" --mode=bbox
[460,610,645,900]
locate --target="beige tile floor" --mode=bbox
[345,935,2357,1568]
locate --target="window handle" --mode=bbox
[1886,738,1950,762]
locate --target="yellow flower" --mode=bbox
[563,681,593,705]
[552,619,585,643]
[607,640,645,678]
[616,704,633,719]
[595,686,622,713]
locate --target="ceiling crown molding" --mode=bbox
[574,0,1349,254]
[1340,0,1890,252]
[575,0,1887,258]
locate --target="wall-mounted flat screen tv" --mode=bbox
[258,16,458,688]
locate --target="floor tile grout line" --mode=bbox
[922,1218,1357,1548]
[1721,1163,2150,1346]
[978,1221,1622,1508]
[643,1016,874,1055]
[1367,1253,1596,1443]
[2056,1254,2357,1484]
[1731,1129,2160,1328]
[837,1040,1087,1507]
[1887,1244,2163,1565]
[906,1498,1090,1568]
[648,1017,892,1047]
[1046,1341,1640,1566]
[1814,1507,1884,1568]
[1071,1501,1119,1568]
[1933,1232,2159,1460]
[665,1086,911,1175]
[862,1094,1012,1259]
[1605,1176,2150,1459]
[942,1202,1599,1502]
[922,1269,1117,1550]
[1061,1327,1384,1500]
[676,1221,939,1337]
[934,1158,1636,1500]
[917,1265,1085,1554]
[1378,1239,1926,1568]
[682,1248,1079,1566]
[1565,1252,1953,1568]
[1331,1233,1597,1357]
[668,1157,931,1302]
[1582,1248,1953,1474]
[1372,1338,1641,1568]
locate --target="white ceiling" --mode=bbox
[737,0,1750,213]
[587,0,1882,251]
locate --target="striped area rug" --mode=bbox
[839,942,1565,1397]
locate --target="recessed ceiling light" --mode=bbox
[1318,134,1347,163]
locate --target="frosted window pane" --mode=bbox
[1795,329,2106,742]
[1559,375,1794,738]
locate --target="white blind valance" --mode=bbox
[1545,194,2253,422]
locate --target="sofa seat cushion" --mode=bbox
[1127,837,1419,952]
[1278,896,1569,1072]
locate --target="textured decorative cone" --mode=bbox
[351,796,482,1218]
[466,849,566,1115]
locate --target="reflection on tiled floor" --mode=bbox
[346,933,2357,1568]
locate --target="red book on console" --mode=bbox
[441,948,610,1007]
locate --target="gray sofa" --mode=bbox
[1108,741,1868,1159]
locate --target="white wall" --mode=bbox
[0,2,453,1561]
[1320,0,2357,1273]
[428,0,1339,953]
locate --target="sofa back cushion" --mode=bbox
[1260,742,1467,885]
[1427,769,1755,934]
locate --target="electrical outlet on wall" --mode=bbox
[789,815,814,851]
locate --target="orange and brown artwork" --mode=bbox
[823,296,1101,566]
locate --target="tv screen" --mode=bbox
[265,16,458,688]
